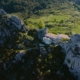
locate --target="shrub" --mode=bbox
[38,20,45,29]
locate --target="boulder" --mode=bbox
[10,16,24,30]
[43,37,52,44]
[60,34,80,80]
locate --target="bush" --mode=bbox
[38,20,45,29]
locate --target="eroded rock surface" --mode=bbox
[0,9,27,48]
[60,34,80,80]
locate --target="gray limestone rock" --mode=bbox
[10,16,24,30]
[0,9,27,48]
[37,27,47,40]
[60,34,80,80]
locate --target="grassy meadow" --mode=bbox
[24,10,80,34]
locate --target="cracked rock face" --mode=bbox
[60,34,80,80]
[0,9,27,48]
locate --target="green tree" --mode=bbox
[38,20,45,29]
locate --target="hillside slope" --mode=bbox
[0,0,80,18]
[0,9,76,80]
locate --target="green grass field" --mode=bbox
[24,12,80,34]
[28,14,71,22]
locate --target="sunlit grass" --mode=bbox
[27,14,71,23]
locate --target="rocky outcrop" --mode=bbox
[60,34,80,80]
[37,27,80,79]
[37,27,69,44]
[0,9,27,48]
[0,9,79,80]
[10,16,26,31]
